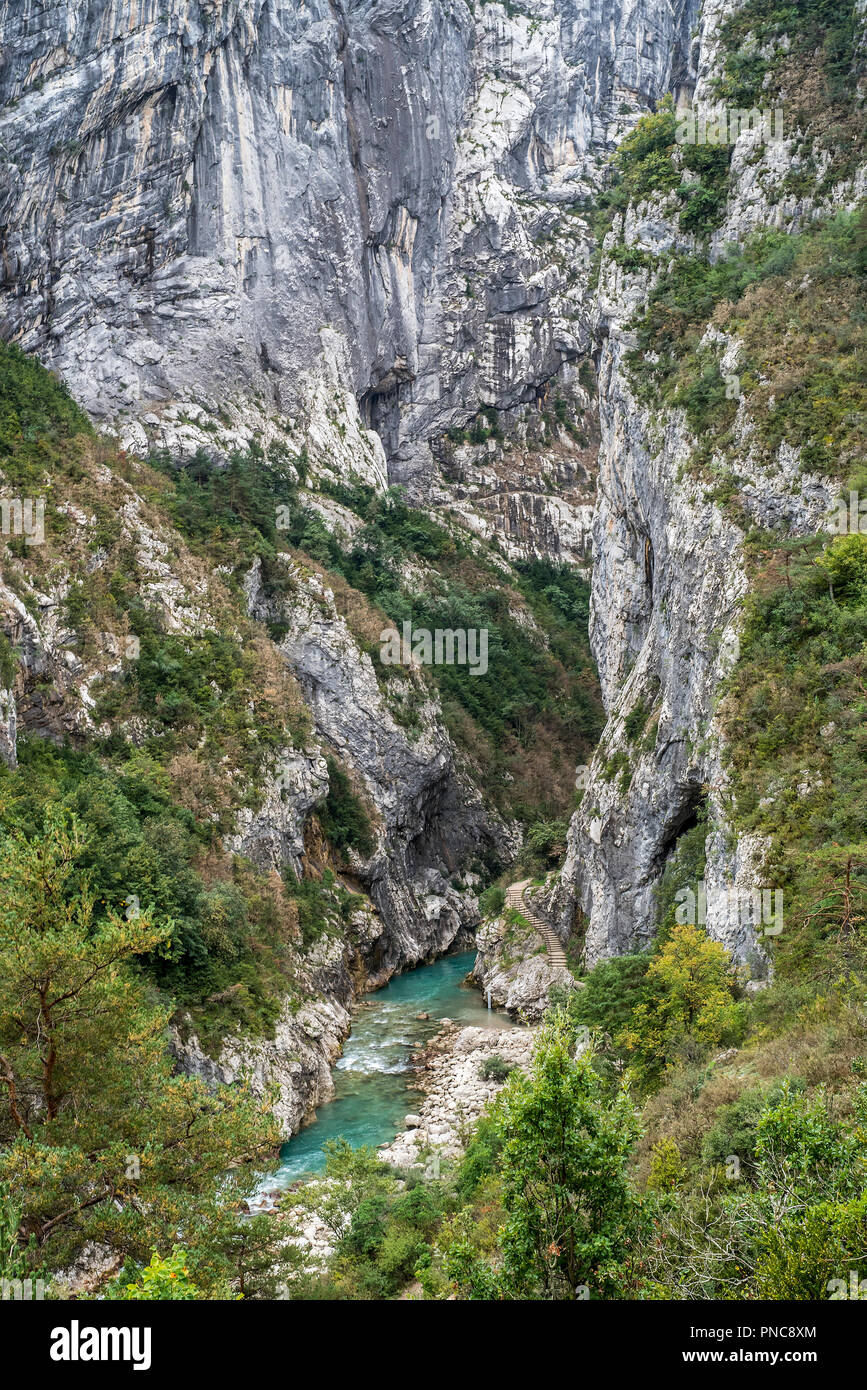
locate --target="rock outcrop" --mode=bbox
[472,917,575,1022]
[171,992,352,1139]
[244,554,514,982]
[548,0,864,973]
[472,880,577,1020]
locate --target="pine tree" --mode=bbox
[0,807,282,1286]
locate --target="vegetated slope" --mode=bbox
[0,338,603,1290]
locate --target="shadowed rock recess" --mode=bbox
[1,0,866,1305]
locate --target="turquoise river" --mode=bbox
[267,950,518,1187]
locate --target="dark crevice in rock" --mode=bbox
[656,787,707,875]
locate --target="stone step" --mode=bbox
[505,882,568,967]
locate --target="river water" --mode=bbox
[266,950,518,1187]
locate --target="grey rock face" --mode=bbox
[227,747,330,875]
[551,322,751,963]
[472,911,575,1022]
[551,328,834,966]
[245,554,514,981]
[170,986,353,1138]
[548,1,861,972]
[0,0,697,497]
[0,685,14,768]
[429,397,599,568]
[1,0,466,466]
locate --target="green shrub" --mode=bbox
[479,883,506,916]
[568,952,651,1040]
[624,696,654,744]
[105,1247,203,1301]
[496,1015,643,1298]
[0,743,298,1047]
[721,532,867,988]
[149,447,298,584]
[646,1137,687,1192]
[618,923,741,1087]
[479,1054,513,1083]
[456,1110,507,1199]
[613,98,679,202]
[523,819,569,867]
[0,631,19,689]
[654,810,708,941]
[700,1084,789,1170]
[341,1195,389,1260]
[755,1195,867,1300]
[319,758,375,859]
[629,209,867,478]
[814,533,867,606]
[282,869,358,952]
[0,340,93,489]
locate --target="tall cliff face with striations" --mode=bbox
[550,0,866,970]
[1,0,698,553]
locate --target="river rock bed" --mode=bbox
[380,1021,535,1171]
[249,1018,535,1271]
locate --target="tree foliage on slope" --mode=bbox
[0,808,296,1288]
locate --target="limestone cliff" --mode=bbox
[1,0,697,555]
[548,0,865,972]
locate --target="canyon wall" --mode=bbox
[5,0,861,1009]
[1,0,697,547]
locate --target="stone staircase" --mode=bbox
[506,879,568,969]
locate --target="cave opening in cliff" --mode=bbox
[656,786,707,874]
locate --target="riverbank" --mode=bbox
[380,1020,534,1171]
[253,950,520,1195]
[270,1016,536,1269]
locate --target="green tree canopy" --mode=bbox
[0,807,282,1284]
[496,1014,643,1299]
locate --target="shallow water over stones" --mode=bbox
[264,950,518,1187]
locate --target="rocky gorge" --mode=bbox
[4,0,854,990]
[0,0,865,1303]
